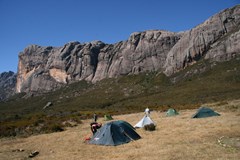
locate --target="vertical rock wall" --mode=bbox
[16,5,240,93]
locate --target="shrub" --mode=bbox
[48,124,64,132]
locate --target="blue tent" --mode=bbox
[192,107,220,118]
[89,120,141,146]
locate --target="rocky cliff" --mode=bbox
[0,71,16,100]
[164,5,240,75]
[16,31,182,93]
[16,5,240,93]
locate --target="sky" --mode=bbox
[0,0,239,73]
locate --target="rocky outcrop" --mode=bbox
[16,31,182,93]
[16,45,60,93]
[204,29,240,61]
[0,71,16,100]
[16,41,106,92]
[93,30,182,82]
[164,5,240,75]
[16,5,240,93]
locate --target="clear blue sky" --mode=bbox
[0,0,239,73]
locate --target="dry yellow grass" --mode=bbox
[0,100,240,160]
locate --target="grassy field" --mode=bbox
[0,99,239,160]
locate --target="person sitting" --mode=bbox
[90,122,102,134]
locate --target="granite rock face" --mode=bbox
[0,71,16,100]
[16,41,105,92]
[16,5,240,93]
[93,30,182,82]
[164,5,240,75]
[16,31,182,93]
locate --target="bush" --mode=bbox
[48,124,64,132]
[144,123,156,131]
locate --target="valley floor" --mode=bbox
[0,100,240,160]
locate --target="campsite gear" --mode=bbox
[134,115,155,128]
[166,108,179,116]
[144,123,156,131]
[104,114,113,121]
[83,134,92,143]
[29,151,39,158]
[85,137,91,141]
[90,122,102,134]
[192,107,220,118]
[89,120,141,146]
[84,137,91,143]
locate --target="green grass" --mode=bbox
[0,57,239,137]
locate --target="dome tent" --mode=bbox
[104,114,113,121]
[192,107,220,118]
[166,108,179,116]
[89,120,141,146]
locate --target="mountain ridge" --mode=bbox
[0,5,240,100]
